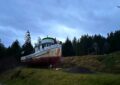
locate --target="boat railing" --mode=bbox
[43,44,61,50]
[21,44,61,60]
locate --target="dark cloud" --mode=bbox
[0,0,120,46]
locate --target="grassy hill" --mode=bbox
[62,51,120,73]
[0,51,120,85]
[0,67,120,85]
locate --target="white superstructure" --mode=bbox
[21,36,62,63]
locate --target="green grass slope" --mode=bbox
[0,67,120,85]
[0,51,120,85]
[62,51,120,73]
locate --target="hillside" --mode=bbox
[0,51,120,85]
[62,51,120,73]
[0,67,120,85]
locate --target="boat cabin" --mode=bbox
[35,37,59,52]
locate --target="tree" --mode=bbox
[76,39,81,56]
[22,31,34,56]
[0,39,6,58]
[93,42,99,55]
[72,37,77,56]
[107,30,120,53]
[103,41,109,54]
[10,40,21,62]
[93,35,106,54]
[78,35,93,55]
[62,37,74,56]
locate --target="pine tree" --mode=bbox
[62,37,74,57]
[0,39,6,59]
[79,35,93,55]
[103,41,109,54]
[72,37,77,56]
[22,31,34,56]
[93,35,106,54]
[76,39,81,56]
[107,30,120,53]
[93,42,99,55]
[10,40,21,62]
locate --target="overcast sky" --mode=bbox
[0,0,120,46]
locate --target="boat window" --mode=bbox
[42,44,45,49]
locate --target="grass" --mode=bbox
[0,51,120,85]
[61,51,120,73]
[0,67,120,85]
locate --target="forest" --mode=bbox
[62,30,120,56]
[0,30,120,72]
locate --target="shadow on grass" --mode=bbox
[64,66,95,74]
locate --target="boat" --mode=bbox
[21,36,62,66]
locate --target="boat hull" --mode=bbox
[21,44,62,66]
[22,56,61,66]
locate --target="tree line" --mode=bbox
[62,30,120,56]
[0,30,120,60]
[0,31,34,72]
[0,31,34,59]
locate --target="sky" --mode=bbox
[0,0,120,47]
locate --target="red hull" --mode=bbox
[22,56,61,66]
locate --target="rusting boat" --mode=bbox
[21,37,62,66]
